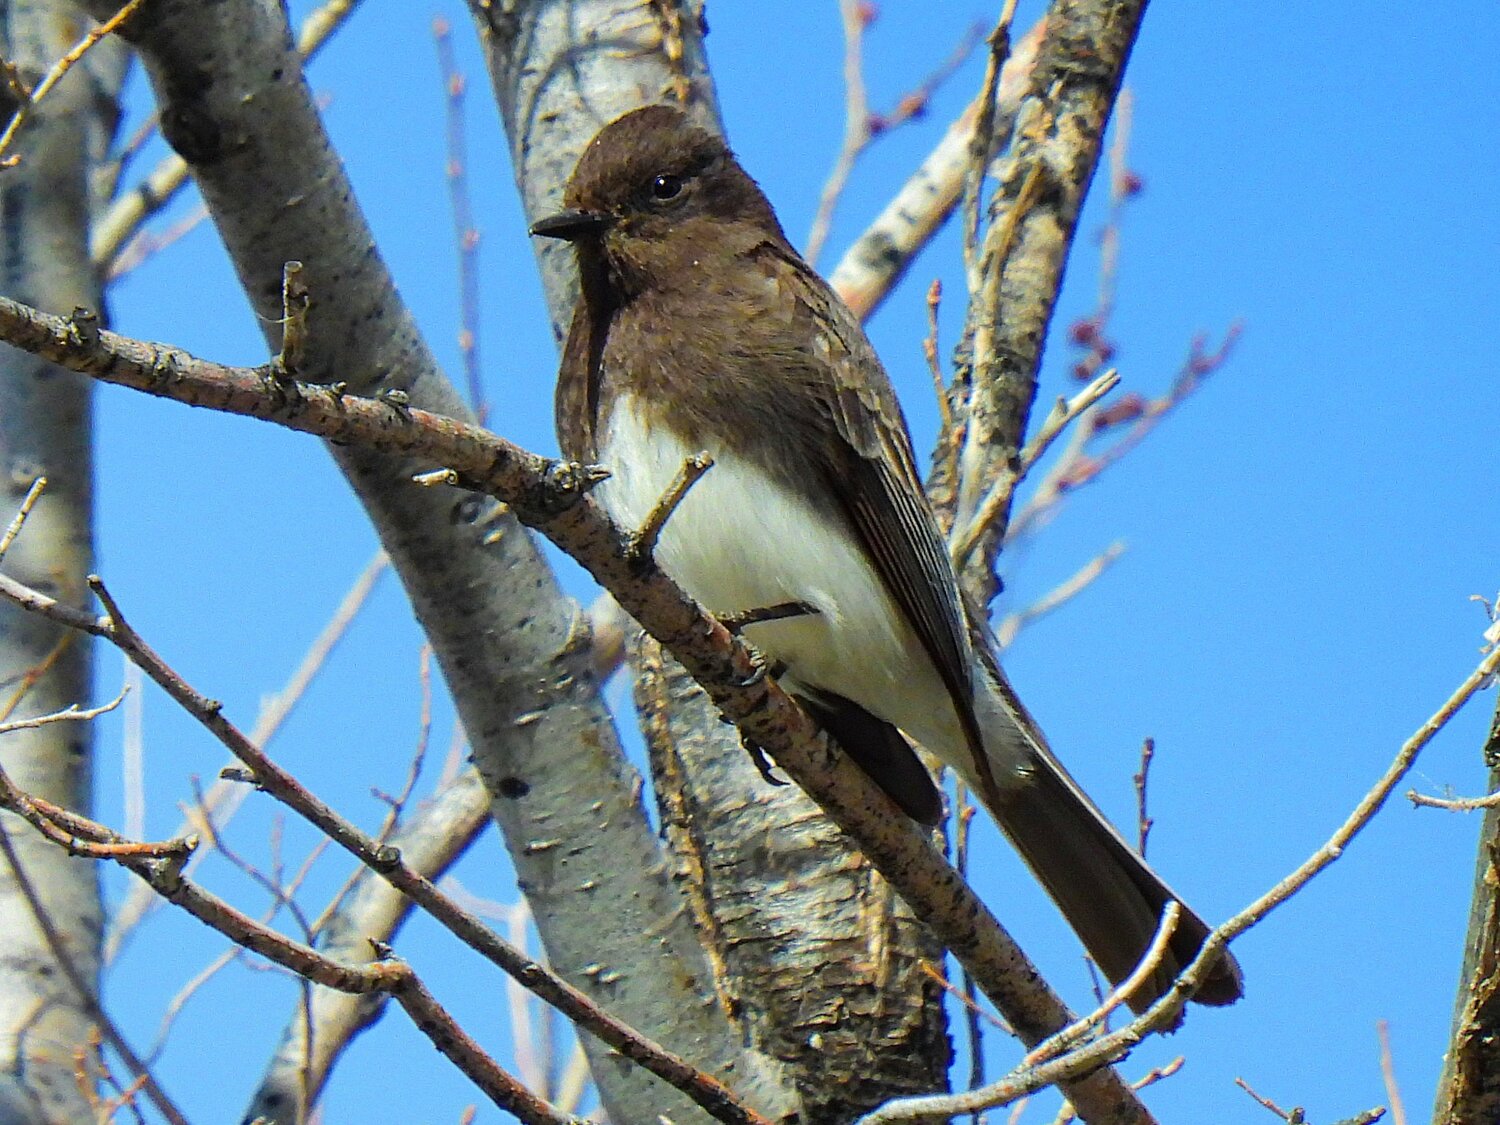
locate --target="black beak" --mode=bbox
[529,208,609,241]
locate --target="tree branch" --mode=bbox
[949,0,1148,606]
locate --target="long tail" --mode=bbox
[973,660,1243,1013]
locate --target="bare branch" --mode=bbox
[105,549,388,963]
[0,475,45,562]
[831,16,1044,320]
[805,4,980,267]
[950,0,1149,606]
[0,0,145,165]
[247,767,494,1122]
[994,542,1125,650]
[628,453,714,563]
[89,0,371,268]
[1234,1077,1297,1121]
[2,769,580,1124]
[0,819,187,1125]
[857,904,1181,1122]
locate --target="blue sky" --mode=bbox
[86,2,1500,1121]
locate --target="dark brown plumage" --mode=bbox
[534,103,1242,1012]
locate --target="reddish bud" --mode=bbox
[1069,318,1100,346]
[1091,393,1147,431]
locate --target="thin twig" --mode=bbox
[309,644,439,934]
[1018,368,1121,477]
[1378,1020,1407,1125]
[145,941,246,1062]
[919,959,1009,1033]
[953,786,986,1105]
[1235,1077,1296,1120]
[104,202,211,280]
[90,0,369,268]
[0,474,46,561]
[1133,737,1155,857]
[1407,789,1500,812]
[0,0,147,166]
[924,279,953,450]
[628,452,713,562]
[433,16,485,418]
[0,688,124,737]
[994,542,1125,649]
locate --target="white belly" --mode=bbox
[594,393,965,757]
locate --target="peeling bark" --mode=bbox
[1433,700,1500,1125]
[637,639,950,1124]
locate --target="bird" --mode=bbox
[531,103,1242,1012]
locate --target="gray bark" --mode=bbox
[0,4,122,1122]
[82,1,791,1121]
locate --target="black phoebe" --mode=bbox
[534,104,1242,1012]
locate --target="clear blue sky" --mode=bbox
[88,3,1499,1121]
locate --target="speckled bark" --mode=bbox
[82,1,789,1121]
[0,4,122,1122]
[1434,700,1500,1125]
[636,638,950,1124]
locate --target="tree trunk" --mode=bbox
[0,3,124,1120]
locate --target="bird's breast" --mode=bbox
[594,392,963,758]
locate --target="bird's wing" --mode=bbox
[554,256,618,462]
[753,242,988,776]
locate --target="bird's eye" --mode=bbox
[650,174,684,201]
